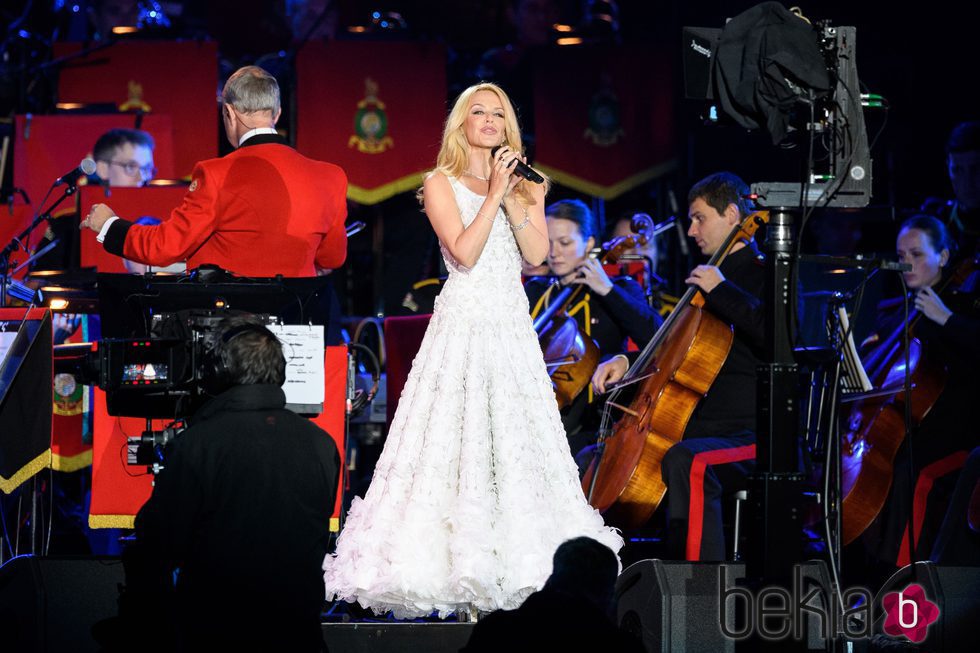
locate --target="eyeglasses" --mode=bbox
[102,159,157,179]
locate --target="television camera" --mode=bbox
[56,268,336,470]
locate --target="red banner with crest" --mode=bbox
[533,45,676,199]
[295,41,446,205]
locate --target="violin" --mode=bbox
[841,253,980,543]
[533,214,655,409]
[583,211,770,527]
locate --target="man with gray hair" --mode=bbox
[82,65,348,278]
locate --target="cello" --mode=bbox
[840,254,980,544]
[533,214,654,409]
[583,210,770,527]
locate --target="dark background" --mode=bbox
[1,0,973,317]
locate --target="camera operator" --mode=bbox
[110,316,340,652]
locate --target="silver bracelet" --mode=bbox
[510,207,531,231]
[476,210,494,224]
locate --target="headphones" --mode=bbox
[205,322,280,393]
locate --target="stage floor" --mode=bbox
[322,621,475,653]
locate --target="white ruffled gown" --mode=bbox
[323,177,622,619]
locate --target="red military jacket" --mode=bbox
[103,134,347,277]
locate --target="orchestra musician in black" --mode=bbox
[525,199,661,457]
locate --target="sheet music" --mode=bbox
[833,306,873,393]
[269,324,325,406]
[0,331,17,369]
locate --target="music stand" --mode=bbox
[1,309,52,496]
[0,308,52,560]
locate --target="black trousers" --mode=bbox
[863,441,968,568]
[661,432,756,561]
[931,446,980,565]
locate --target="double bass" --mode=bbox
[841,254,980,544]
[583,211,770,527]
[533,214,654,409]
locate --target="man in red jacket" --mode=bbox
[82,65,348,277]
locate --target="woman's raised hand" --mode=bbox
[488,146,522,200]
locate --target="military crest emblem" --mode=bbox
[119,80,152,112]
[349,78,394,154]
[584,74,625,147]
[53,373,84,416]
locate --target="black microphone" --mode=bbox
[490,146,544,184]
[55,158,97,187]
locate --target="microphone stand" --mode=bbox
[0,180,82,306]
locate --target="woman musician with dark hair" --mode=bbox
[852,214,980,574]
[524,199,661,455]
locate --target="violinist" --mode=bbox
[525,199,661,453]
[609,213,659,273]
[591,172,766,561]
[859,214,980,571]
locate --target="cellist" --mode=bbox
[525,199,661,459]
[859,214,980,574]
[592,172,766,561]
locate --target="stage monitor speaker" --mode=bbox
[875,561,980,652]
[616,559,833,652]
[616,560,745,653]
[0,555,124,653]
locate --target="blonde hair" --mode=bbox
[423,82,547,205]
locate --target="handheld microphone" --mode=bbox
[490,146,544,184]
[55,158,97,187]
